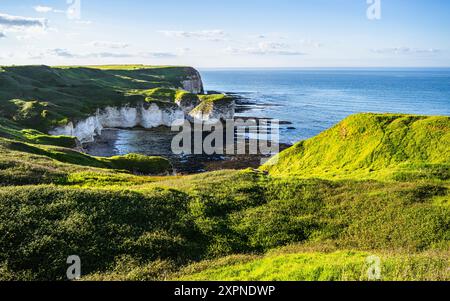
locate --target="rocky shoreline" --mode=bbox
[79,90,295,174]
[83,123,291,174]
[49,93,235,143]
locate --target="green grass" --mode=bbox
[127,87,184,111]
[0,76,448,283]
[176,250,450,281]
[175,90,200,110]
[0,167,448,280]
[106,154,172,175]
[261,113,450,180]
[0,186,201,280]
[0,65,202,132]
[0,136,172,186]
[56,65,187,70]
[191,94,234,115]
[0,118,77,148]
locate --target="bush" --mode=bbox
[0,186,201,280]
[106,154,172,175]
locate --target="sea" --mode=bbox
[85,68,450,161]
[201,68,450,144]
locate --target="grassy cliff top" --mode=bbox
[54,65,188,70]
[0,65,202,132]
[190,94,234,115]
[261,113,450,180]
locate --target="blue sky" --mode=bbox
[0,0,449,67]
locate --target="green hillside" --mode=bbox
[0,65,205,177]
[261,113,450,180]
[0,65,448,281]
[176,250,450,281]
[1,168,449,280]
[0,65,202,132]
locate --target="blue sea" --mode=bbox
[86,68,450,163]
[200,68,450,144]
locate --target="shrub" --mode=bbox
[0,186,201,280]
[106,154,172,175]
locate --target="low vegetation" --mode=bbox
[0,164,448,280]
[176,249,450,281]
[0,65,448,281]
[261,114,449,180]
[0,65,202,132]
[191,94,234,115]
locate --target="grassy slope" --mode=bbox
[190,94,234,115]
[0,71,449,282]
[0,165,449,280]
[0,65,201,131]
[261,113,450,180]
[0,137,172,185]
[177,250,450,281]
[75,168,449,281]
[0,65,207,176]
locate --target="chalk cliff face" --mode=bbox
[175,93,201,114]
[49,68,234,143]
[51,96,235,143]
[189,97,236,122]
[50,104,185,143]
[180,69,204,94]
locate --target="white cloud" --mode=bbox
[75,20,92,25]
[371,47,440,55]
[90,41,130,49]
[250,33,286,40]
[299,39,323,48]
[0,32,5,38]
[0,12,49,40]
[226,42,306,56]
[176,47,191,55]
[143,52,177,58]
[48,48,177,59]
[34,5,74,15]
[158,30,226,42]
[0,13,47,29]
[26,51,45,60]
[34,6,54,13]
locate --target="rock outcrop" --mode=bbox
[180,68,204,94]
[189,95,236,122]
[50,94,236,143]
[47,67,234,143]
[175,91,201,114]
[50,103,185,143]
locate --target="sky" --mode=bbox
[0,0,449,68]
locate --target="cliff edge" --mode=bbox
[261,113,450,180]
[0,65,235,142]
[0,65,205,133]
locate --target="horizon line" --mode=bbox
[1,64,450,70]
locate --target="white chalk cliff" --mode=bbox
[50,97,235,143]
[189,102,236,122]
[50,104,185,143]
[180,69,204,94]
[49,69,235,143]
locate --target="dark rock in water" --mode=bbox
[206,91,256,114]
[279,121,293,125]
[287,127,297,130]
[235,106,254,113]
[206,90,223,95]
